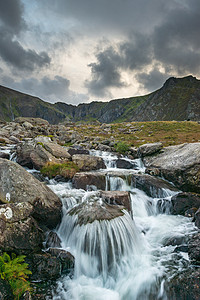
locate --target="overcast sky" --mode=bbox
[0,0,199,105]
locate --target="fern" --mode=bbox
[0,252,32,299]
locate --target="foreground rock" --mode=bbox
[144,143,200,192]
[167,268,200,300]
[0,158,62,229]
[100,191,131,212]
[69,200,124,225]
[171,192,200,216]
[0,278,14,300]
[72,154,106,171]
[138,142,163,157]
[188,233,200,264]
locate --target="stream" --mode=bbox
[47,150,197,300]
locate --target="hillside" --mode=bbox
[0,75,200,124]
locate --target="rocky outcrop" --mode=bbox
[69,200,124,225]
[138,142,163,157]
[72,154,106,171]
[171,192,200,215]
[188,233,200,264]
[144,143,200,192]
[100,191,131,212]
[0,203,44,254]
[0,158,62,229]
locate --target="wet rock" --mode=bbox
[195,208,200,228]
[185,207,197,218]
[138,142,163,157]
[68,200,124,225]
[0,203,44,254]
[0,158,62,229]
[47,248,75,273]
[131,173,178,198]
[173,245,188,253]
[188,233,200,264]
[46,231,61,248]
[0,278,14,300]
[68,147,89,156]
[100,191,131,212]
[0,152,10,159]
[42,142,71,159]
[116,158,137,169]
[72,171,106,190]
[171,192,200,215]
[25,253,61,281]
[144,143,200,193]
[72,154,106,171]
[163,235,188,247]
[167,268,200,300]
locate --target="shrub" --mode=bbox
[114,142,129,154]
[40,161,79,179]
[0,252,32,299]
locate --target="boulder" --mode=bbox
[72,154,106,171]
[0,152,10,159]
[144,143,200,192]
[15,117,49,126]
[46,231,61,248]
[68,147,89,156]
[100,191,131,212]
[131,173,178,198]
[116,158,137,169]
[195,208,200,228]
[0,158,62,229]
[68,200,124,225]
[167,268,200,300]
[0,278,14,300]
[188,233,200,264]
[0,203,44,254]
[47,248,74,273]
[42,142,71,159]
[22,121,34,130]
[171,192,200,215]
[72,171,106,190]
[138,142,163,157]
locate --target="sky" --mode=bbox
[0,0,200,105]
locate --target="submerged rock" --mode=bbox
[0,158,62,229]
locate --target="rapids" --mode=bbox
[47,151,197,300]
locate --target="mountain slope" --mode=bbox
[0,75,200,124]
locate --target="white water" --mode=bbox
[2,145,197,299]
[46,150,198,300]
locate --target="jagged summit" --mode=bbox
[0,75,200,123]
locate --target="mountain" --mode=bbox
[0,75,200,124]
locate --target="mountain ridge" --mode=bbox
[0,75,200,124]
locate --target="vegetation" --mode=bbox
[40,161,79,179]
[0,252,32,299]
[114,142,130,154]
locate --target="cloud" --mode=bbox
[85,46,127,97]
[136,68,169,92]
[1,75,89,105]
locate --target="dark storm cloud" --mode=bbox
[0,0,51,71]
[136,69,169,92]
[85,46,126,97]
[0,0,26,33]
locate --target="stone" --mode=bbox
[0,278,14,300]
[47,248,74,273]
[100,191,131,212]
[72,154,106,171]
[138,142,163,157]
[46,231,61,248]
[0,158,62,229]
[195,207,200,228]
[116,158,137,169]
[68,200,124,225]
[22,121,34,130]
[72,171,106,190]
[144,143,200,192]
[171,192,200,215]
[0,203,44,254]
[15,117,49,126]
[68,147,89,156]
[42,142,71,159]
[0,152,10,159]
[188,233,200,264]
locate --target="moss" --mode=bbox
[40,161,79,179]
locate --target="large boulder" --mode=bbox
[138,142,163,157]
[131,173,178,198]
[100,191,131,212]
[0,278,14,300]
[0,203,44,254]
[0,158,62,229]
[72,171,106,190]
[116,158,137,169]
[188,233,200,264]
[171,192,200,215]
[144,143,200,192]
[72,154,106,171]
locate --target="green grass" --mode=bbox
[40,161,79,179]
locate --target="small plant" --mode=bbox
[0,252,32,299]
[41,161,79,179]
[114,142,129,154]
